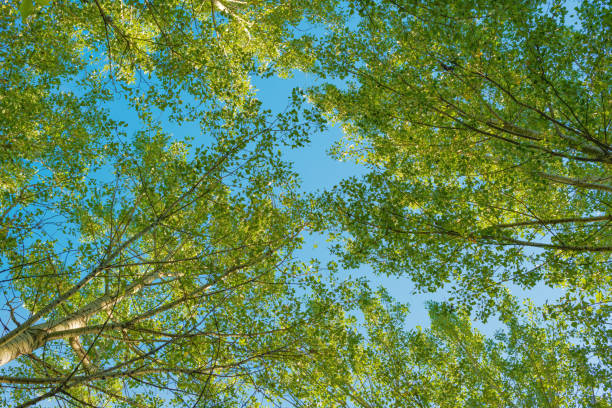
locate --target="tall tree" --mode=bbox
[0,1,331,406]
[305,0,611,334]
[262,293,612,407]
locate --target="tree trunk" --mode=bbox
[0,261,172,366]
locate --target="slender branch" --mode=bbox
[491,214,612,229]
[67,337,93,373]
[536,173,612,193]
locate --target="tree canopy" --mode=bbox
[0,0,610,406]
[307,0,611,363]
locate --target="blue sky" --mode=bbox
[249,67,565,337]
[89,2,578,338]
[0,3,574,355]
[250,71,455,333]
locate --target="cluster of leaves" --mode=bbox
[0,1,333,406]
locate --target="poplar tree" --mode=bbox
[308,0,611,335]
[0,1,330,406]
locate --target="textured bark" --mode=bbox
[493,214,612,228]
[68,336,93,372]
[0,262,172,366]
[537,172,612,193]
[0,219,159,352]
[0,314,87,366]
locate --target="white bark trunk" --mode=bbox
[0,262,173,366]
[537,172,612,193]
[0,312,88,366]
[68,336,93,371]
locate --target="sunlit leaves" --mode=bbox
[303,0,611,332]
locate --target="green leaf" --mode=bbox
[19,0,34,20]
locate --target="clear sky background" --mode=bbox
[251,71,441,327]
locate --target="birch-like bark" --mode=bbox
[0,253,177,366]
[0,219,158,352]
[68,336,93,372]
[0,152,227,352]
[492,214,612,229]
[0,239,275,366]
[536,172,612,193]
[212,0,252,38]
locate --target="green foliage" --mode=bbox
[0,0,610,406]
[306,0,611,345]
[264,295,611,407]
[0,1,332,406]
